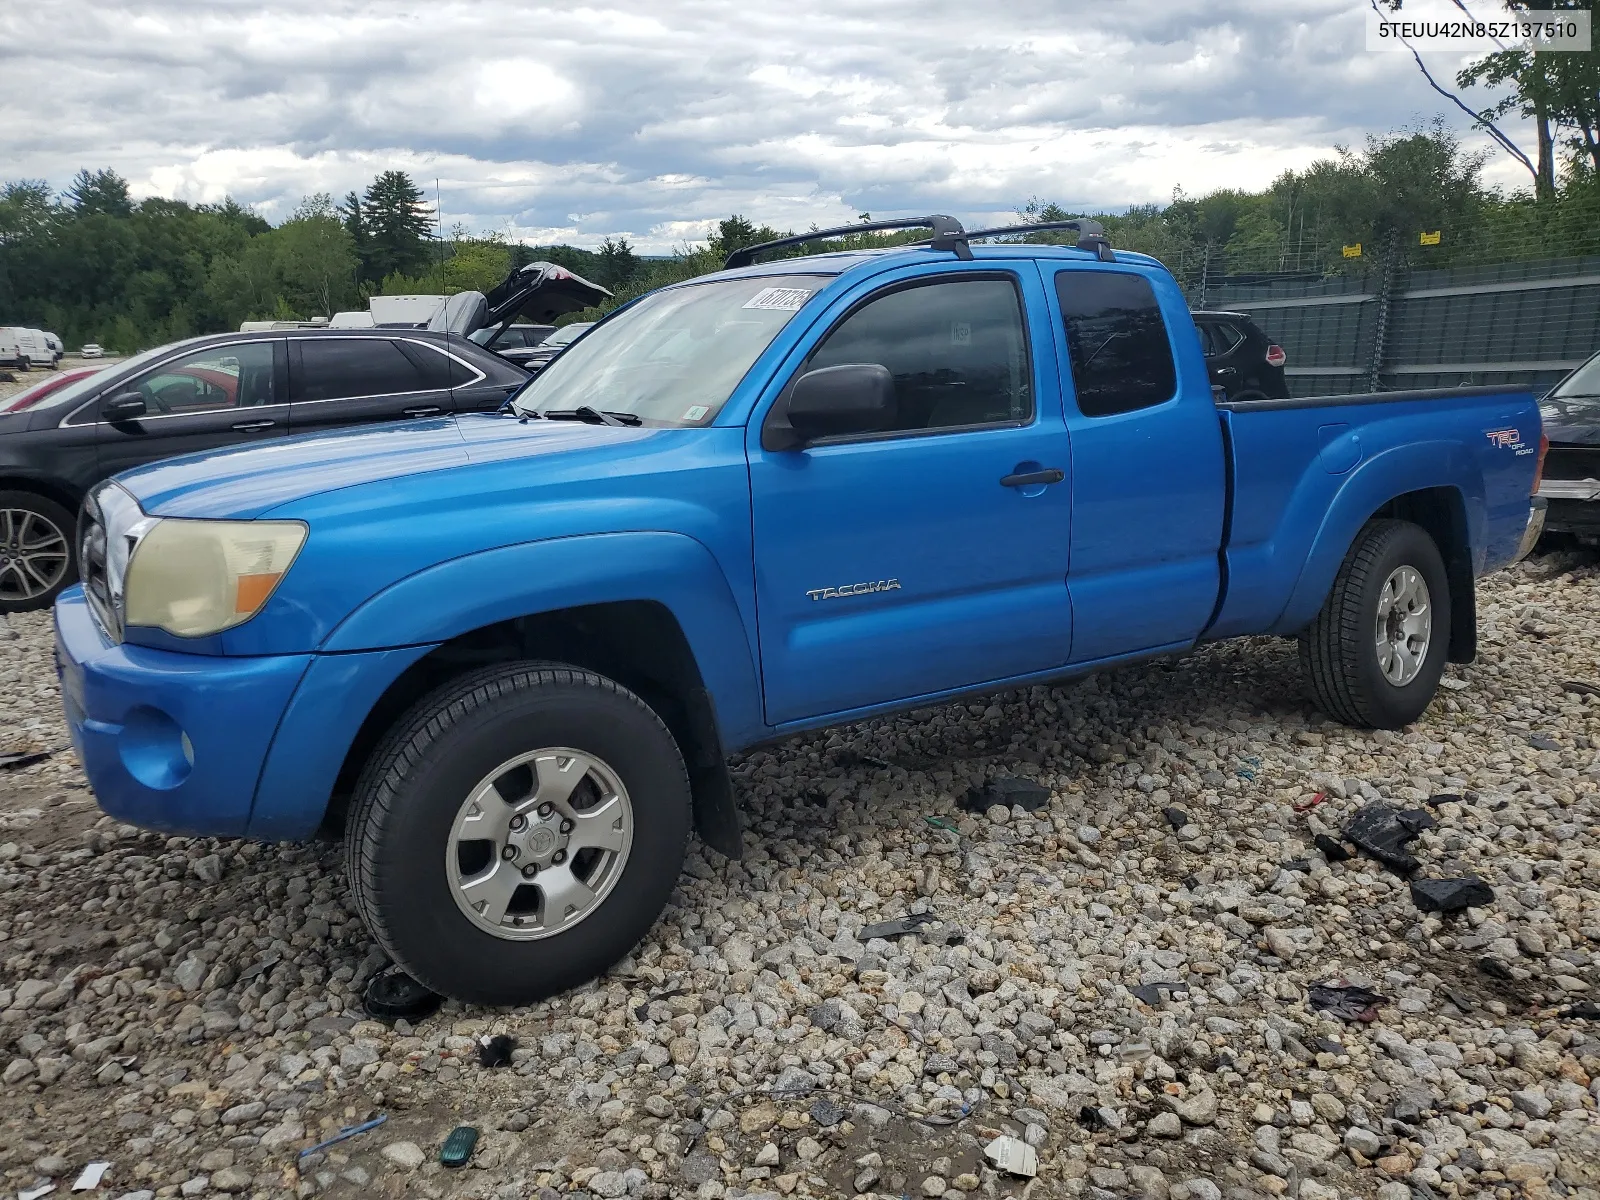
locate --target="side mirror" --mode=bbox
[101,392,147,422]
[775,363,896,448]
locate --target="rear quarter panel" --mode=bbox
[1210,387,1538,639]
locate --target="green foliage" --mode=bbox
[351,171,435,285]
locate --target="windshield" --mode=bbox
[511,276,825,425]
[1544,353,1600,418]
[547,323,589,347]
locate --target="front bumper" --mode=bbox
[55,588,313,836]
[1537,480,1599,538]
[1513,497,1548,562]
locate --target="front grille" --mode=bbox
[1543,444,1600,481]
[78,494,120,642]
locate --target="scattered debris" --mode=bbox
[1131,981,1190,1006]
[1425,793,1464,807]
[476,1034,516,1068]
[1162,807,1189,830]
[1441,987,1475,1013]
[1313,833,1352,862]
[1281,858,1312,873]
[439,1126,479,1168]
[809,1097,848,1128]
[1409,876,1494,913]
[634,987,688,1020]
[1308,979,1388,1022]
[1561,679,1600,697]
[0,750,53,772]
[1438,676,1470,691]
[858,911,962,945]
[238,951,283,983]
[71,1163,110,1192]
[1560,1001,1600,1019]
[1528,734,1561,752]
[1341,803,1435,873]
[1477,956,1515,981]
[19,1183,56,1200]
[923,815,958,832]
[984,1135,1039,1179]
[362,968,442,1021]
[1077,1105,1115,1131]
[1293,791,1327,813]
[960,776,1050,814]
[296,1114,387,1160]
[1312,1037,1346,1055]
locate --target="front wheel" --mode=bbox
[346,662,692,1005]
[0,491,77,614]
[1299,519,1450,729]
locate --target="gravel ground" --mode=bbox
[2,550,1598,1200]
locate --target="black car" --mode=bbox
[1192,310,1289,402]
[470,323,556,353]
[0,261,609,612]
[1538,349,1600,543]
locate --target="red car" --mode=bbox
[3,367,105,413]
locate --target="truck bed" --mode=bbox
[1205,384,1541,643]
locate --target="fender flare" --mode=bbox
[1272,441,1484,635]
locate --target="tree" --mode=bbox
[356,171,433,283]
[275,193,359,316]
[595,236,638,289]
[66,168,133,217]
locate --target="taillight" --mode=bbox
[1265,344,1286,368]
[1532,432,1549,496]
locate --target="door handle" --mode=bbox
[231,419,276,432]
[1000,468,1065,488]
[403,405,443,417]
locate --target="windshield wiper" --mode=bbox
[539,406,641,426]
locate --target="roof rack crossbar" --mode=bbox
[914,218,1116,262]
[723,214,973,270]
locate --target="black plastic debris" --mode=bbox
[1131,981,1189,1006]
[1425,793,1463,808]
[0,750,53,772]
[1182,874,1200,891]
[859,913,942,942]
[1313,834,1352,863]
[1341,803,1435,873]
[1528,734,1561,752]
[1441,987,1475,1013]
[1162,807,1189,830]
[1077,1105,1112,1131]
[362,967,443,1021]
[960,776,1050,814]
[1282,859,1312,873]
[634,987,688,1020]
[1308,980,1388,1022]
[809,1097,847,1128]
[1477,956,1515,981]
[1409,876,1494,913]
[1312,1037,1346,1056]
[1561,680,1600,698]
[1559,1001,1600,1019]
[476,1034,516,1068]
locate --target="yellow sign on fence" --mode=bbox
[1420,230,1442,246]
[1342,243,1363,258]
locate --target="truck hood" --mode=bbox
[116,414,653,520]
[1540,398,1600,447]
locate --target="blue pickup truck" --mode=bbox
[54,216,1548,1004]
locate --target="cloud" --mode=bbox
[0,0,1537,252]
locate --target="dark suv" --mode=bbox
[0,263,609,612]
[1191,310,1289,402]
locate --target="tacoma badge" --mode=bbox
[806,579,901,601]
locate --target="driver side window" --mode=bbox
[804,276,1032,434]
[130,342,276,415]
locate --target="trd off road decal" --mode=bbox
[1485,428,1535,456]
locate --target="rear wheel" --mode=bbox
[1299,519,1449,729]
[0,492,76,614]
[346,661,692,1005]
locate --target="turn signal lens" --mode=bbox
[125,519,308,637]
[1532,432,1549,496]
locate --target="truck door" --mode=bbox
[1044,265,1226,661]
[748,262,1074,726]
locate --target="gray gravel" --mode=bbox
[2,549,1598,1200]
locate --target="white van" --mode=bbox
[0,328,22,368]
[6,328,54,369]
[42,332,63,364]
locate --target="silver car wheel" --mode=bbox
[0,508,70,603]
[445,746,634,941]
[1374,565,1431,686]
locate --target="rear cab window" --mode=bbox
[1055,271,1177,417]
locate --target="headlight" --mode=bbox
[125,518,307,637]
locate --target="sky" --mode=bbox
[0,0,1543,253]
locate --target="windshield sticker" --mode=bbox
[682,405,709,422]
[951,321,971,345]
[743,287,812,312]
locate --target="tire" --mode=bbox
[18,358,30,372]
[1299,519,1450,729]
[346,661,693,1005]
[0,491,77,614]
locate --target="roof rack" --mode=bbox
[914,218,1116,262]
[723,215,973,270]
